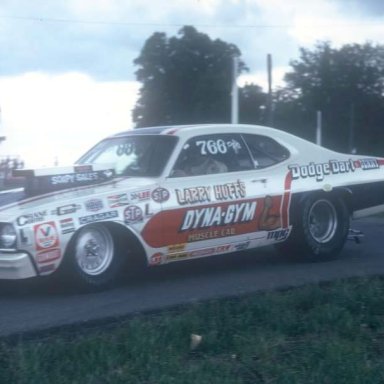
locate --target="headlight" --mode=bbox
[0,224,17,249]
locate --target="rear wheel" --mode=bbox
[277,194,350,261]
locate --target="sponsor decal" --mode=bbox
[175,180,246,205]
[34,222,59,251]
[19,228,33,245]
[124,205,143,224]
[142,196,285,248]
[50,172,100,185]
[51,204,81,216]
[36,248,61,264]
[267,228,290,241]
[233,241,250,251]
[180,202,257,231]
[152,187,170,203]
[108,193,129,208]
[167,253,188,261]
[190,248,215,257]
[59,218,76,234]
[358,158,380,170]
[79,211,118,225]
[17,211,47,226]
[258,195,282,231]
[85,198,104,212]
[130,189,151,201]
[216,244,231,253]
[168,243,186,253]
[187,227,236,242]
[144,203,154,217]
[167,244,231,261]
[289,159,356,182]
[213,180,246,201]
[176,186,211,205]
[149,252,163,266]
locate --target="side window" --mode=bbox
[171,134,254,177]
[242,134,290,169]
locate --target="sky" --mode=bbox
[0,0,383,167]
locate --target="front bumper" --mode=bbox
[0,250,37,279]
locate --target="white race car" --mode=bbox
[0,124,383,289]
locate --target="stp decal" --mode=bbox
[124,205,143,224]
[152,187,170,203]
[149,252,163,266]
[34,222,59,251]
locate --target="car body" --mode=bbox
[0,124,383,289]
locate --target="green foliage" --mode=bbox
[133,27,384,154]
[133,26,256,127]
[239,84,267,125]
[275,42,384,154]
[2,277,384,383]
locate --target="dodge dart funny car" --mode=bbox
[0,124,383,289]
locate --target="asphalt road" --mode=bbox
[0,217,383,338]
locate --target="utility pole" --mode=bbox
[316,110,322,146]
[267,53,273,125]
[231,56,239,124]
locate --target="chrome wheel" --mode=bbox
[74,225,114,276]
[308,199,338,243]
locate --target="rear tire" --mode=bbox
[276,193,350,261]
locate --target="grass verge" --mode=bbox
[2,276,384,384]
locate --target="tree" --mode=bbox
[239,84,267,125]
[133,26,248,127]
[275,42,384,154]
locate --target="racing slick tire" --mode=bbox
[276,193,350,261]
[63,223,125,290]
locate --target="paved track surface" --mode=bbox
[0,217,383,337]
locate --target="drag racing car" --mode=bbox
[0,124,383,289]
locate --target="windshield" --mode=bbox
[77,135,178,177]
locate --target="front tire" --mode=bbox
[65,224,123,290]
[277,193,350,261]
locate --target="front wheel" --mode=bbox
[64,224,123,290]
[277,194,350,261]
